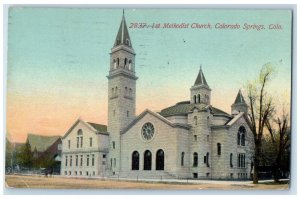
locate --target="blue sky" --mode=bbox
[6,8,292,142]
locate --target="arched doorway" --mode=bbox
[132,151,139,170]
[156,149,164,170]
[144,150,152,170]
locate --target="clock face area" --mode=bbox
[141,122,155,141]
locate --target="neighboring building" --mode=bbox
[27,133,62,172]
[61,12,255,180]
[60,119,109,177]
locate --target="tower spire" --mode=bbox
[113,10,132,48]
[194,66,209,87]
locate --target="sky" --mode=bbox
[6,8,292,143]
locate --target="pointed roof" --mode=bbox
[194,67,209,86]
[113,10,132,48]
[234,89,246,104]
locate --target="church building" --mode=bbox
[61,12,255,180]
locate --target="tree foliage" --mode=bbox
[246,63,276,184]
[16,141,33,168]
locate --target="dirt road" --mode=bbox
[5,175,289,190]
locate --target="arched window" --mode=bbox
[194,116,197,125]
[156,149,164,170]
[144,150,152,170]
[194,95,197,104]
[230,153,233,168]
[197,94,201,103]
[117,58,120,67]
[217,143,221,155]
[126,39,130,46]
[128,60,132,70]
[132,151,139,170]
[206,152,210,167]
[124,58,128,67]
[113,59,117,69]
[238,126,246,146]
[77,129,83,135]
[181,152,185,166]
[193,152,198,167]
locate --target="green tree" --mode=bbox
[5,138,14,170]
[266,110,291,182]
[246,63,276,184]
[16,140,33,168]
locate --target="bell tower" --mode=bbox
[190,66,211,105]
[107,10,138,175]
[231,89,248,115]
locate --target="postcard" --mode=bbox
[5,7,292,190]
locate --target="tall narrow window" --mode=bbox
[194,135,197,141]
[217,143,221,155]
[70,155,72,166]
[129,88,132,97]
[76,155,78,166]
[87,155,89,166]
[181,152,185,166]
[197,94,200,103]
[68,140,70,149]
[76,137,79,148]
[117,58,119,67]
[156,149,164,170]
[112,141,115,149]
[114,158,116,167]
[92,154,95,166]
[128,60,132,70]
[194,95,197,104]
[241,133,245,146]
[206,152,210,167]
[132,151,139,170]
[113,59,116,69]
[238,126,246,146]
[144,150,152,170]
[80,137,83,148]
[193,152,198,167]
[124,58,128,67]
[238,154,246,168]
[90,137,92,147]
[80,155,83,166]
[194,116,197,125]
[65,156,68,167]
[230,153,233,168]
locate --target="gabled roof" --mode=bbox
[27,134,61,152]
[121,109,191,134]
[113,10,132,48]
[62,118,108,139]
[234,89,246,104]
[87,122,107,133]
[194,67,209,86]
[212,112,252,129]
[160,100,231,118]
